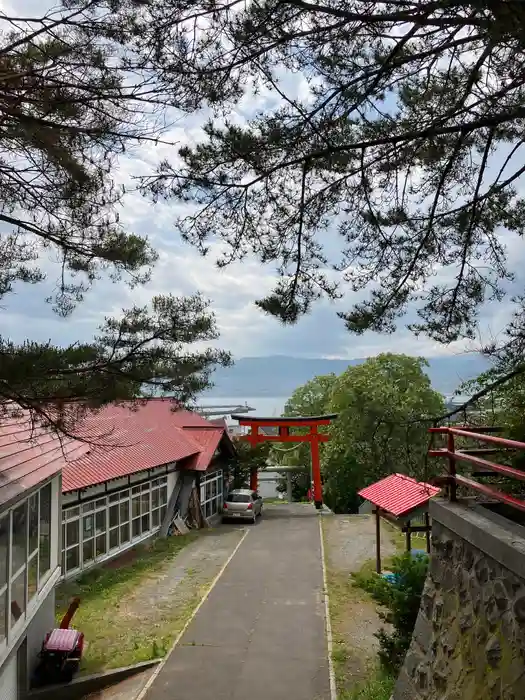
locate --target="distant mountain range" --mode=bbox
[204,354,490,398]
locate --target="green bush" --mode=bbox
[346,670,395,700]
[354,552,429,673]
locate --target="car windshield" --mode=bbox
[227,493,251,503]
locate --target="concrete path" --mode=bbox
[141,504,331,700]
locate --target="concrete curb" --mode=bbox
[28,659,161,700]
[318,517,337,700]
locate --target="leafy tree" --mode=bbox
[142,0,525,367]
[283,374,337,418]
[227,440,271,490]
[454,369,525,493]
[323,354,444,512]
[0,3,231,430]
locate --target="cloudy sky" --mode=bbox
[3,3,523,362]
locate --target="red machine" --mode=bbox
[33,598,84,686]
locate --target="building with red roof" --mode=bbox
[60,399,235,579]
[0,398,235,695]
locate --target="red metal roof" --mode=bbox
[61,399,228,492]
[358,473,441,517]
[0,400,230,497]
[0,408,90,508]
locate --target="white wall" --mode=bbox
[167,469,179,497]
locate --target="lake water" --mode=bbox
[197,393,467,425]
[197,396,288,422]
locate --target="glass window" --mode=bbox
[27,555,38,603]
[226,493,251,503]
[205,482,211,500]
[95,498,106,509]
[66,520,80,548]
[95,534,106,558]
[10,569,25,627]
[0,515,9,587]
[109,505,119,529]
[12,503,27,574]
[141,483,150,492]
[120,522,130,544]
[83,515,94,539]
[82,502,94,513]
[141,492,150,514]
[132,497,141,519]
[66,546,80,573]
[120,501,129,523]
[151,509,159,528]
[83,538,94,564]
[39,483,52,582]
[151,489,160,509]
[28,494,39,555]
[119,490,129,500]
[109,493,120,503]
[0,590,6,644]
[132,486,141,495]
[132,519,140,538]
[160,487,167,506]
[109,528,119,550]
[95,510,106,535]
[160,505,167,522]
[211,481,217,498]
[66,507,80,519]
[141,514,150,533]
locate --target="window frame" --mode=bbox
[200,470,224,519]
[61,475,170,578]
[0,477,59,657]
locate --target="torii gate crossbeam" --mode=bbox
[231,414,337,509]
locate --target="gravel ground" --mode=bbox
[323,514,397,692]
[78,525,246,700]
[325,514,397,574]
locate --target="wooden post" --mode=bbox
[310,427,323,510]
[286,472,293,503]
[425,512,431,553]
[405,520,412,553]
[250,467,258,492]
[375,508,381,574]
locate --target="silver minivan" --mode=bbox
[222,489,263,523]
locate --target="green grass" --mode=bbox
[55,533,202,673]
[343,670,395,700]
[381,519,406,553]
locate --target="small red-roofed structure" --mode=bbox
[358,473,441,573]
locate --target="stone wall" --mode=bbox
[393,499,525,700]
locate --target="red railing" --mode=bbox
[428,426,525,513]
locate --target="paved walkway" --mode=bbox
[142,504,331,700]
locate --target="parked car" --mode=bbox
[222,489,263,523]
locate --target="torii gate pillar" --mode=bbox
[231,414,337,509]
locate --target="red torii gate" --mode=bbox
[231,414,337,510]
